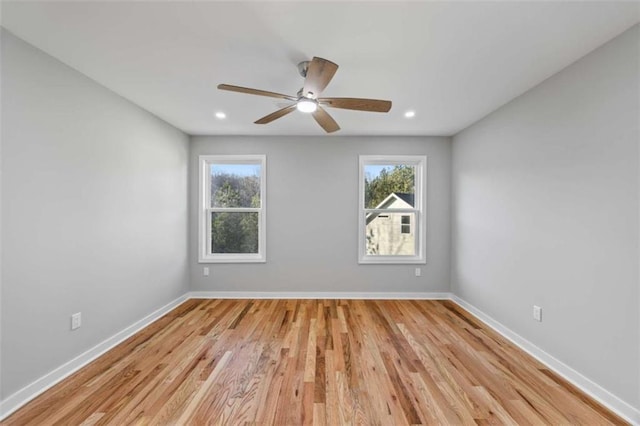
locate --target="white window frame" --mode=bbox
[358,155,426,264]
[199,155,266,263]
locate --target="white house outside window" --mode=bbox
[199,155,266,263]
[359,155,426,264]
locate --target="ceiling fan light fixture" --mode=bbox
[296,99,317,113]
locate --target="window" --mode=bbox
[359,155,426,264]
[401,215,411,234]
[199,155,266,263]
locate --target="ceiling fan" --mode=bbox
[217,57,392,133]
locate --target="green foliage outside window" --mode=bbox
[365,165,415,208]
[211,172,260,254]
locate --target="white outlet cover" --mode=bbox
[71,312,82,330]
[203,267,210,276]
[533,305,542,322]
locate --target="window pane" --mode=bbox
[364,164,415,209]
[211,212,259,254]
[401,215,411,234]
[211,163,261,208]
[365,212,415,255]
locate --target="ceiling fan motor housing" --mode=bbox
[296,87,314,99]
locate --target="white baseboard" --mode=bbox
[450,295,640,425]
[188,291,452,300]
[0,294,189,421]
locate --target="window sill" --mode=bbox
[199,255,266,264]
[359,257,426,265]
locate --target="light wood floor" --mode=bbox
[3,299,627,425]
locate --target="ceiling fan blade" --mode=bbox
[254,104,297,124]
[302,57,338,98]
[312,107,340,133]
[319,97,392,113]
[218,84,296,101]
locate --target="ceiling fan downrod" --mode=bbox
[297,61,310,78]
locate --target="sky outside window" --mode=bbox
[211,163,261,177]
[365,164,395,179]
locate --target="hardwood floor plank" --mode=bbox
[302,381,315,426]
[2,299,629,426]
[174,350,233,425]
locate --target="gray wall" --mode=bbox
[451,25,639,409]
[190,136,451,293]
[1,31,189,398]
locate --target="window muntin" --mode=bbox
[199,155,266,263]
[359,155,426,264]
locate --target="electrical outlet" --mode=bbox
[533,305,542,322]
[415,268,421,277]
[203,267,210,277]
[71,312,82,330]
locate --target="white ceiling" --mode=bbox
[2,1,638,136]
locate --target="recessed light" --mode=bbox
[404,110,416,118]
[215,112,226,119]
